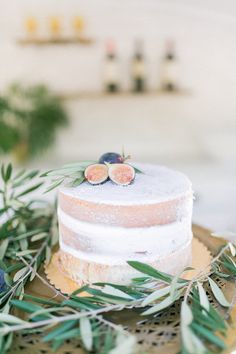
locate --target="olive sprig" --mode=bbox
[41,152,143,192]
[0,163,236,353]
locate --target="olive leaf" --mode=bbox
[191,323,227,349]
[142,292,181,316]
[128,261,173,283]
[101,285,134,300]
[229,242,236,257]
[13,266,28,282]
[208,277,230,307]
[80,317,93,351]
[108,332,136,354]
[0,239,9,260]
[141,285,171,306]
[181,301,193,326]
[197,282,210,311]
[0,313,26,325]
[42,320,77,343]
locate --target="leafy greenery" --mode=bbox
[0,163,236,353]
[0,83,68,159]
[41,161,96,192]
[41,152,143,192]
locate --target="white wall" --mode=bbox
[1,1,236,230]
[1,0,236,95]
[1,0,236,163]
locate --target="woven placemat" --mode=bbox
[7,225,236,354]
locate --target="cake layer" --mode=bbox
[58,207,192,264]
[59,164,192,227]
[58,239,192,285]
[57,163,193,285]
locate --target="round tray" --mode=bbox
[7,225,236,354]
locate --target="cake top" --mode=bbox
[60,163,192,205]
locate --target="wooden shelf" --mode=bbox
[16,36,94,46]
[58,89,192,101]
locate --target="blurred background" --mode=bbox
[0,0,236,231]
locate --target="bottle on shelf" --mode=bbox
[104,39,120,93]
[131,39,146,92]
[160,39,179,92]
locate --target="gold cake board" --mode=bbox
[8,225,236,354]
[45,237,211,294]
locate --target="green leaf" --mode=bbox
[181,325,206,354]
[13,266,28,282]
[16,249,37,257]
[85,288,132,304]
[31,232,48,242]
[142,292,180,316]
[55,328,80,341]
[208,277,230,307]
[44,179,64,193]
[101,285,134,300]
[108,332,136,354]
[80,317,93,351]
[170,268,188,300]
[13,170,39,188]
[191,322,226,349]
[127,261,173,283]
[10,300,43,313]
[23,294,58,306]
[95,282,144,299]
[5,263,24,274]
[229,242,236,257]
[63,299,100,311]
[197,282,210,311]
[45,246,51,265]
[43,320,77,342]
[141,285,171,306]
[71,175,85,187]
[15,182,44,198]
[0,313,26,325]
[181,301,193,326]
[133,166,144,174]
[5,164,12,182]
[0,239,9,260]
[51,339,64,351]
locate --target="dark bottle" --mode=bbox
[131,39,146,92]
[104,39,120,93]
[161,39,178,92]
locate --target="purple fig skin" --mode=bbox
[84,164,109,185]
[99,152,123,164]
[108,164,135,186]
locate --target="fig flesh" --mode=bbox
[108,164,135,186]
[84,164,109,185]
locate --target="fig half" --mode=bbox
[84,164,109,185]
[108,164,135,186]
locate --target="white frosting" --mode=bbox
[59,237,192,265]
[58,163,193,271]
[60,163,192,205]
[58,207,192,265]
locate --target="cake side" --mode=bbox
[57,163,193,285]
[58,239,192,285]
[59,163,192,227]
[58,207,192,264]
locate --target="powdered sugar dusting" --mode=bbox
[60,163,192,205]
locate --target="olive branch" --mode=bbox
[0,163,235,354]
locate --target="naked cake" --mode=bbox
[56,155,193,285]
